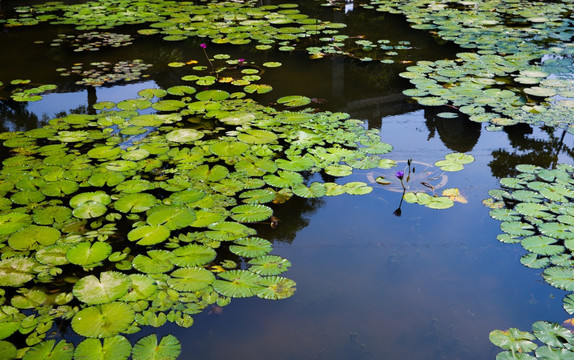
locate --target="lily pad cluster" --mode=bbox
[57,60,152,86]
[50,32,134,52]
[0,50,395,356]
[484,164,574,357]
[363,0,574,131]
[1,80,58,102]
[490,321,574,360]
[484,164,574,275]
[5,0,419,63]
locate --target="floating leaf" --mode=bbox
[277,95,311,107]
[167,267,215,292]
[213,270,263,298]
[248,255,291,275]
[146,205,196,230]
[127,225,170,246]
[66,242,112,267]
[132,250,175,274]
[0,257,37,286]
[230,204,273,222]
[114,193,157,213]
[132,334,180,360]
[229,237,273,257]
[543,267,574,291]
[489,328,537,354]
[521,236,564,256]
[8,225,61,251]
[256,276,296,300]
[73,271,131,305]
[165,129,205,143]
[171,244,216,267]
[71,302,135,338]
[22,340,74,360]
[74,336,132,360]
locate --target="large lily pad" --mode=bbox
[73,271,131,305]
[71,302,135,338]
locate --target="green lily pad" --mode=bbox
[229,237,273,258]
[292,182,326,198]
[127,225,170,246]
[489,328,537,354]
[277,95,311,107]
[22,340,74,360]
[248,255,291,275]
[113,193,157,213]
[213,270,263,298]
[171,244,216,267]
[8,225,61,251]
[256,276,296,300]
[73,271,131,305]
[237,129,278,144]
[543,267,574,291]
[132,250,175,274]
[0,212,32,235]
[131,334,180,360]
[165,129,205,143]
[230,204,273,222]
[239,189,276,204]
[66,241,112,267]
[167,267,215,292]
[0,257,37,286]
[74,336,132,360]
[521,236,564,256]
[146,205,196,230]
[71,302,135,338]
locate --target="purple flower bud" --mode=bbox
[395,171,404,180]
[238,58,245,63]
[200,43,207,49]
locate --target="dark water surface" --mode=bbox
[1,0,574,359]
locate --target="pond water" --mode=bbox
[1,0,574,359]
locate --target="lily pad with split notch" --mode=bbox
[213,269,263,298]
[71,302,135,338]
[248,255,291,275]
[131,334,180,360]
[292,182,327,198]
[230,204,273,222]
[66,241,112,267]
[521,236,564,256]
[74,336,132,360]
[132,250,175,274]
[239,189,276,204]
[256,276,296,300]
[113,193,157,213]
[0,257,37,287]
[205,221,256,241]
[22,339,74,360]
[146,205,196,230]
[73,271,131,305]
[165,129,204,143]
[230,237,272,258]
[8,225,61,251]
[167,267,215,292]
[127,225,170,246]
[277,95,311,107]
[171,244,216,267]
[237,129,278,144]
